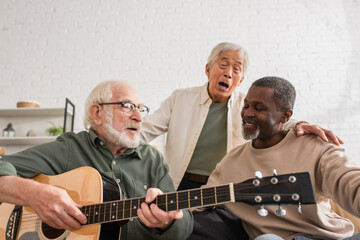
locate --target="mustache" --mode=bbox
[124,121,141,130]
[242,118,259,126]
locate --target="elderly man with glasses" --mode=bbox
[0,80,193,240]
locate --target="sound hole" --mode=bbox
[41,222,66,239]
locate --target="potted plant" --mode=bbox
[47,122,63,136]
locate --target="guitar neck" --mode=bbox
[81,172,316,225]
[81,183,235,225]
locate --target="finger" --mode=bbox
[167,210,183,219]
[145,188,162,203]
[296,129,304,136]
[71,205,87,224]
[139,202,159,225]
[65,206,87,227]
[149,203,170,222]
[44,211,76,230]
[301,125,329,142]
[322,130,343,146]
[315,130,329,142]
[59,208,83,230]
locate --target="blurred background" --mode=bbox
[0,0,359,161]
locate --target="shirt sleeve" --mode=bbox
[316,143,360,217]
[0,136,69,178]
[0,159,18,176]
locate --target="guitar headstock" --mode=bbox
[234,172,316,206]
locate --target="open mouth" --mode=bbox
[243,119,258,128]
[219,82,229,89]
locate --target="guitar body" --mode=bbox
[0,167,120,240]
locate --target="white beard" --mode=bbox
[103,111,140,149]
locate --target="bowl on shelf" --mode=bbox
[0,147,6,155]
[16,101,40,108]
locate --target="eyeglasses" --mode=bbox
[98,101,150,118]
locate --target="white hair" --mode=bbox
[83,80,126,130]
[207,42,249,74]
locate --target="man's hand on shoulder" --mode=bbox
[295,121,344,146]
[137,188,183,231]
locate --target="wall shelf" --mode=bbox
[0,98,75,154]
[0,136,57,145]
[0,108,72,117]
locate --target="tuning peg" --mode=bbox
[273,169,277,176]
[257,205,268,217]
[255,171,262,179]
[297,203,302,215]
[275,206,286,217]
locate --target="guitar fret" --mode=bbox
[130,200,132,218]
[90,205,95,224]
[215,186,217,204]
[176,192,179,210]
[167,193,177,211]
[106,202,110,221]
[111,202,118,220]
[216,185,231,203]
[82,205,89,225]
[157,194,166,211]
[124,199,130,219]
[106,203,110,222]
[166,193,168,212]
[109,202,114,221]
[202,187,216,206]
[116,200,124,221]
[188,191,190,209]
[131,198,138,218]
[94,204,99,224]
[189,189,202,208]
[99,203,105,223]
[177,190,189,210]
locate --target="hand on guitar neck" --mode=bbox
[137,188,184,231]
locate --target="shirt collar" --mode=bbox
[200,82,212,105]
[89,128,142,159]
[200,82,235,106]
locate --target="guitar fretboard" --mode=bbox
[81,183,234,225]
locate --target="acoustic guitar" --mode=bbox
[0,167,316,240]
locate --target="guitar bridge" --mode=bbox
[5,205,22,240]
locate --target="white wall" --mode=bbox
[0,0,359,161]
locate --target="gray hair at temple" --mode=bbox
[207,42,249,74]
[83,80,117,130]
[252,76,296,111]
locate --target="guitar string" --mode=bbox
[17,186,234,226]
[16,179,295,228]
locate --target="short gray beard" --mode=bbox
[103,110,140,149]
[242,124,260,141]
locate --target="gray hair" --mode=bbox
[207,42,249,74]
[83,80,117,130]
[251,76,296,111]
